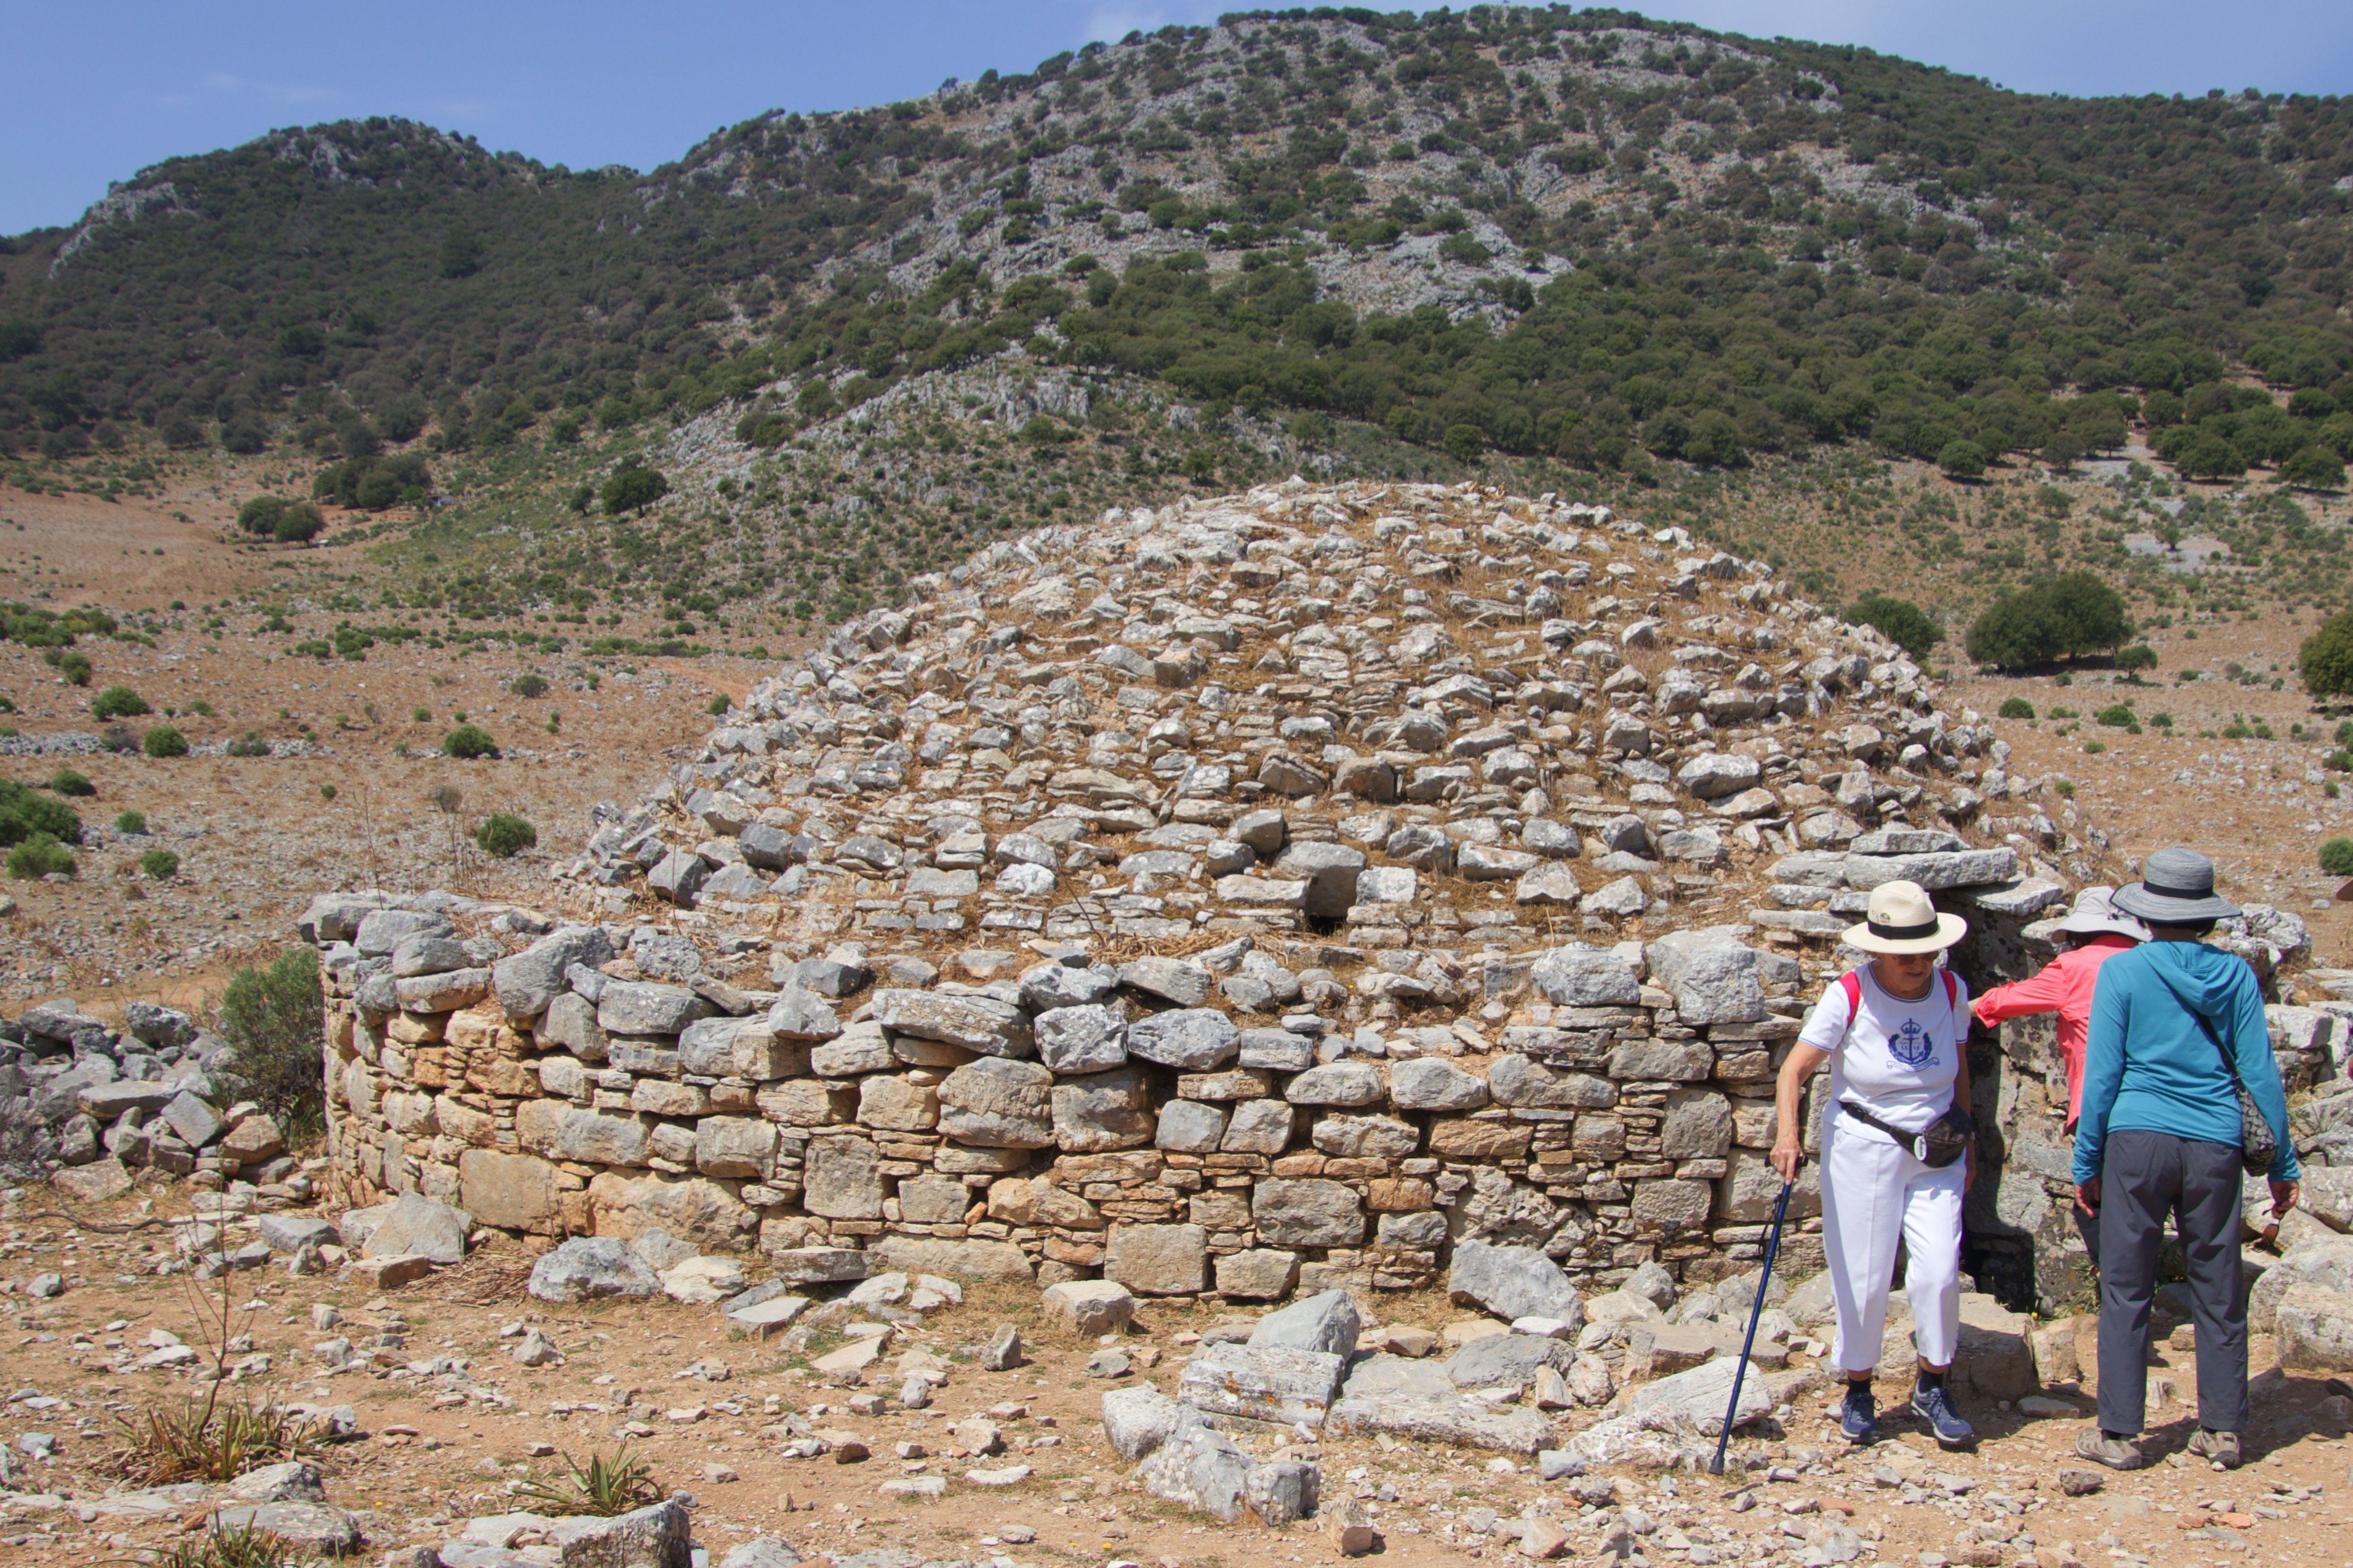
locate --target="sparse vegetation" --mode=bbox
[0,778,81,846]
[48,768,94,796]
[1844,594,1941,662]
[2321,838,2353,878]
[5,832,75,879]
[139,848,181,879]
[142,725,189,757]
[215,946,326,1138]
[115,810,147,833]
[1997,697,2035,720]
[514,1446,665,1517]
[110,1390,319,1487]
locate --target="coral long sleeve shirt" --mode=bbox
[1970,933,2139,1127]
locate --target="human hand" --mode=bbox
[1770,1139,1804,1183]
[2271,1179,2299,1219]
[2075,1179,2100,1217]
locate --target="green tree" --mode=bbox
[438,229,485,279]
[1845,593,1942,660]
[272,502,326,542]
[2114,643,2158,675]
[235,496,289,536]
[2301,610,2353,699]
[1444,423,1484,462]
[0,779,80,847]
[1966,572,2124,668]
[5,833,75,879]
[1937,439,1988,481]
[2280,446,2347,491]
[601,466,669,515]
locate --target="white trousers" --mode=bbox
[1819,1117,1964,1375]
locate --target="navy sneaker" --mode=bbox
[1839,1384,1877,1445]
[1911,1384,1974,1449]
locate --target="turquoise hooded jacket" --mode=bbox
[2072,938,2298,1184]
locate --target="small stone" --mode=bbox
[981,1324,1022,1370]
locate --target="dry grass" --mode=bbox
[108,1390,322,1487]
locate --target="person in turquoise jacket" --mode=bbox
[2069,848,2299,1474]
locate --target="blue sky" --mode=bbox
[6,2,2350,236]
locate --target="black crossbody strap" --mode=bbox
[1839,1099,1925,1153]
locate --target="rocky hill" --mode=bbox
[4,6,2351,638]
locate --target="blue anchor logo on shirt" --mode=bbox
[1887,1018,1934,1067]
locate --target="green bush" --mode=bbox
[0,778,79,847]
[1845,594,1942,661]
[2114,644,2158,674]
[2082,739,2107,754]
[48,768,94,797]
[272,502,326,543]
[511,673,549,699]
[2095,704,2135,728]
[142,725,189,758]
[707,693,731,716]
[1997,696,2036,720]
[58,652,91,686]
[225,731,271,757]
[139,848,181,879]
[91,685,151,719]
[2322,838,2353,878]
[476,812,538,857]
[2328,750,2353,772]
[115,810,146,833]
[2301,612,2353,698]
[6,832,75,879]
[442,724,499,759]
[216,946,325,1139]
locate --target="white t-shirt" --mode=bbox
[1798,965,1969,1144]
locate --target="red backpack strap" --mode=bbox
[1838,970,1862,1026]
[1941,970,1958,1009]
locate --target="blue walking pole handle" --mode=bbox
[1709,1178,1795,1477]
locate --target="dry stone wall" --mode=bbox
[289,479,2335,1311]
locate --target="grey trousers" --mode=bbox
[2096,1129,2248,1436]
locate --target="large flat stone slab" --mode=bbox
[1177,1342,1347,1428]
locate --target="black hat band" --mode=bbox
[2139,877,2209,901]
[1868,915,1942,941]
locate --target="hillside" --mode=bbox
[1,5,2351,640]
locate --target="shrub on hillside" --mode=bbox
[216,946,325,1139]
[511,673,549,699]
[2321,838,2353,878]
[58,652,90,686]
[1938,439,1988,480]
[2301,611,2353,699]
[0,779,80,847]
[1997,697,2036,720]
[272,502,326,543]
[1845,594,1941,661]
[442,724,499,759]
[142,725,188,758]
[2114,644,2158,674]
[115,810,147,833]
[139,848,180,879]
[91,685,150,719]
[6,833,75,879]
[601,466,668,516]
[48,768,94,797]
[476,813,538,857]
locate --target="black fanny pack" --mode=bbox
[1840,1100,1975,1167]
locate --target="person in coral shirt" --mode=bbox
[1971,886,2147,1261]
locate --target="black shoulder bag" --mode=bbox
[2190,1008,2279,1179]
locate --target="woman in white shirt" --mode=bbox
[1771,879,1978,1449]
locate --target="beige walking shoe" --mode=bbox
[2186,1428,2241,1469]
[2074,1427,2144,1470]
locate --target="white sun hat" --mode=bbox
[1843,879,1968,955]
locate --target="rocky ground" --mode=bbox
[1,1185,2351,1568]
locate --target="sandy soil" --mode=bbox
[1,1187,2349,1568]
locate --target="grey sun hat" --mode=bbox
[2052,886,2150,942]
[2111,848,2241,925]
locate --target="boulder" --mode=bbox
[1043,1280,1136,1337]
[1178,1342,1347,1427]
[1444,1333,1578,1390]
[1622,1355,1775,1436]
[529,1237,663,1304]
[1124,1009,1240,1072]
[1247,1289,1363,1356]
[1448,1237,1584,1326]
[2275,1282,2353,1373]
[359,1192,472,1265]
[1101,1383,1186,1462]
[545,1498,691,1568]
[871,989,1032,1057]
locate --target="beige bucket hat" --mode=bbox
[1844,879,1968,955]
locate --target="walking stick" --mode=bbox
[1709,1179,1795,1477]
